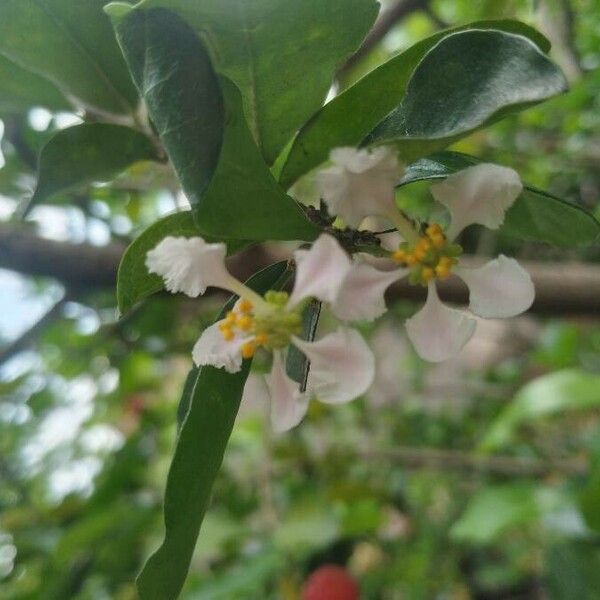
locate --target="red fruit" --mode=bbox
[302,565,360,600]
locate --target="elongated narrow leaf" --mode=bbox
[399,151,600,246]
[137,261,289,600]
[0,0,138,115]
[286,300,321,391]
[365,29,567,159]
[0,54,69,114]
[110,7,318,242]
[280,20,553,187]
[116,211,248,315]
[30,124,158,211]
[121,0,378,164]
[481,369,600,451]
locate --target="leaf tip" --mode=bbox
[104,2,134,23]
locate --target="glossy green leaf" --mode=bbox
[0,54,69,114]
[365,29,567,159]
[30,124,158,211]
[109,7,224,208]
[400,152,600,246]
[481,369,600,451]
[279,20,554,187]
[110,7,318,242]
[0,0,138,115]
[136,261,289,600]
[116,211,248,315]
[286,300,321,391]
[118,0,378,164]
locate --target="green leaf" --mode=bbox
[365,29,567,159]
[136,261,289,600]
[109,7,224,208]
[117,0,379,164]
[481,369,600,451]
[286,300,321,391]
[0,54,69,114]
[399,151,600,247]
[29,124,158,211]
[279,20,555,187]
[116,211,248,315]
[110,7,318,242]
[450,484,541,544]
[0,0,138,115]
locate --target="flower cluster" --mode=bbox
[146,146,534,431]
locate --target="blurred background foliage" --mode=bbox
[1,0,600,598]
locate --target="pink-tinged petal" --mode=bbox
[192,320,249,374]
[288,234,352,308]
[406,283,476,362]
[315,146,404,227]
[146,236,231,297]
[456,255,535,318]
[431,164,523,240]
[265,351,309,432]
[292,328,375,404]
[333,260,407,322]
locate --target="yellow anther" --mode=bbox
[224,311,236,325]
[236,314,253,331]
[241,341,256,359]
[392,249,407,263]
[435,265,451,280]
[421,267,435,283]
[238,299,253,314]
[219,325,235,341]
[425,223,442,237]
[438,256,454,268]
[417,238,432,252]
[255,333,269,346]
[430,234,445,249]
[413,247,428,262]
[405,253,417,266]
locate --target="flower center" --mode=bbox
[391,223,462,286]
[218,291,302,358]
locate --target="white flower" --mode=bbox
[402,164,534,362]
[145,236,233,297]
[315,155,533,363]
[150,232,379,431]
[315,146,404,227]
[289,234,404,322]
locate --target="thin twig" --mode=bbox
[362,446,587,477]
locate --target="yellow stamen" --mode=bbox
[238,299,253,314]
[224,311,236,325]
[425,223,442,237]
[435,265,450,279]
[236,314,253,331]
[421,267,434,283]
[430,234,445,249]
[241,341,256,359]
[255,333,269,346]
[405,254,417,266]
[392,249,407,263]
[220,326,235,341]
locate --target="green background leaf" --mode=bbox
[30,123,158,211]
[0,54,69,114]
[482,369,600,451]
[365,29,567,159]
[279,20,554,187]
[110,7,318,242]
[136,261,288,600]
[0,0,138,115]
[400,151,600,246]
[125,0,379,164]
